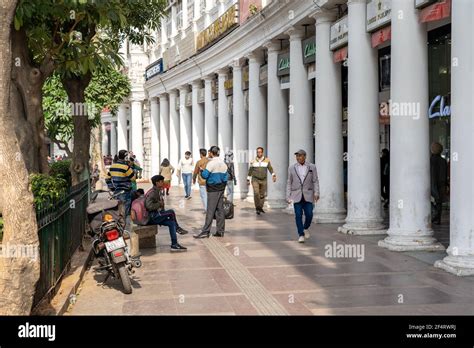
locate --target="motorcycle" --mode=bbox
[86,189,142,294]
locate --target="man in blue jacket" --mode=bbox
[194,146,228,238]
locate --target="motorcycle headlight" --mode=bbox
[103,213,114,222]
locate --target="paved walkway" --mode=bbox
[68,185,474,315]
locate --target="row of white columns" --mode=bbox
[116,0,474,276]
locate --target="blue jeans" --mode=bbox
[148,210,179,245]
[182,173,192,197]
[117,191,132,218]
[293,199,314,236]
[199,185,207,210]
[226,181,234,203]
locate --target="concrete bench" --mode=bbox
[129,224,159,253]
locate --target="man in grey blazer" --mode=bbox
[286,149,320,243]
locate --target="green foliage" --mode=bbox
[43,69,131,144]
[30,174,68,208]
[49,160,72,188]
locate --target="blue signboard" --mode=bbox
[145,59,164,81]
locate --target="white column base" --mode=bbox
[434,256,474,276]
[315,209,347,224]
[378,230,445,251]
[338,218,387,235]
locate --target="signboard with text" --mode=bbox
[415,0,438,9]
[196,4,239,51]
[367,0,391,32]
[145,59,164,81]
[277,52,290,76]
[330,16,349,51]
[302,36,316,64]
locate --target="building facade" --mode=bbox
[104,0,474,276]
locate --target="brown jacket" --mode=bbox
[193,157,209,186]
[144,187,165,212]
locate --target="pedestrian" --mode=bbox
[286,149,320,243]
[177,151,194,200]
[159,158,175,196]
[224,150,236,203]
[247,147,276,215]
[193,146,228,238]
[430,142,448,225]
[105,150,136,224]
[193,148,209,212]
[380,148,390,208]
[145,175,188,252]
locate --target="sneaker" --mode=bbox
[177,227,188,235]
[184,195,189,199]
[256,210,261,215]
[304,231,310,239]
[298,236,305,243]
[193,231,210,239]
[213,232,224,237]
[171,243,187,252]
[260,208,266,214]
[186,196,192,200]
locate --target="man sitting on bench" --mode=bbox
[145,175,188,252]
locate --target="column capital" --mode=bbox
[285,26,305,41]
[310,11,338,25]
[229,57,246,71]
[158,93,168,101]
[216,67,229,76]
[178,84,190,93]
[263,40,281,53]
[191,79,202,88]
[150,97,159,105]
[347,0,367,6]
[203,74,215,82]
[245,50,264,64]
[168,89,178,96]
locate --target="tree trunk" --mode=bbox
[62,74,92,185]
[0,0,41,315]
[91,125,106,176]
[10,27,52,174]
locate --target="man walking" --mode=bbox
[247,147,276,215]
[193,148,209,212]
[177,151,194,199]
[106,149,136,220]
[194,146,228,238]
[145,175,188,252]
[286,149,320,243]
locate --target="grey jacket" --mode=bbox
[286,162,320,203]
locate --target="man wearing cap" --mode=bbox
[247,147,277,215]
[286,149,320,243]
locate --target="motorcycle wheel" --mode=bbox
[117,262,132,294]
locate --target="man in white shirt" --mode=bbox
[177,151,194,199]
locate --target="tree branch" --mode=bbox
[52,139,72,158]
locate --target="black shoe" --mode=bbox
[260,208,266,213]
[193,231,210,239]
[177,227,188,235]
[184,195,189,199]
[166,192,170,196]
[256,210,261,215]
[171,243,187,252]
[213,232,224,237]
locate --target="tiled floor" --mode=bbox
[68,186,473,316]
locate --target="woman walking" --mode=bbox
[159,158,175,195]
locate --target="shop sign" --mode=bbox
[145,59,164,81]
[330,16,348,51]
[371,26,392,48]
[196,4,239,51]
[333,46,348,63]
[420,0,451,23]
[429,95,451,118]
[259,64,268,86]
[302,36,316,64]
[185,92,192,107]
[224,78,233,96]
[277,52,290,76]
[415,0,438,9]
[242,65,249,90]
[367,0,391,32]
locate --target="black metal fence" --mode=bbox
[33,179,89,307]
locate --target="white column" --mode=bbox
[191,80,205,157]
[231,58,248,200]
[265,42,288,209]
[435,0,474,273]
[287,27,313,163]
[131,100,143,164]
[313,13,346,223]
[101,123,109,156]
[204,75,217,148]
[179,86,192,156]
[169,90,180,184]
[159,94,170,163]
[247,50,267,153]
[338,0,385,235]
[217,68,232,154]
[182,0,188,30]
[117,104,128,151]
[110,121,117,157]
[379,0,443,249]
[150,97,160,175]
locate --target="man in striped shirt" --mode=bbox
[106,149,136,219]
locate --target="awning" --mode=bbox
[372,26,392,48]
[420,0,451,23]
[334,46,348,63]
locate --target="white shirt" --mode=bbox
[296,162,309,182]
[179,157,194,174]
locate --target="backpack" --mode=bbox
[213,197,234,220]
[131,189,152,225]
